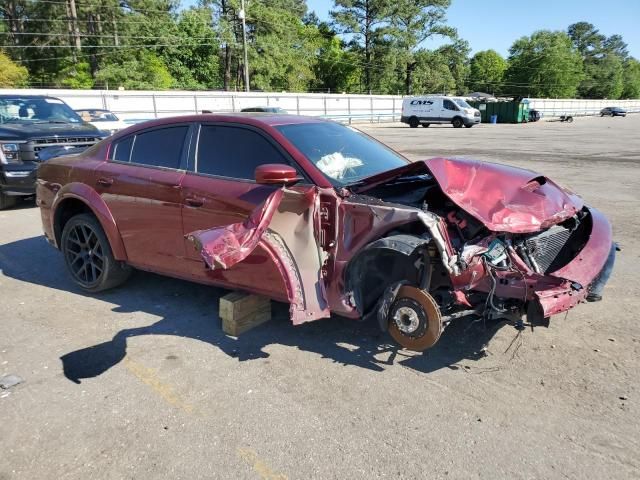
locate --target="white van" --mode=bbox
[401,96,481,128]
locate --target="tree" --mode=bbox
[312,33,362,93]
[505,30,583,98]
[160,7,221,89]
[0,50,28,87]
[436,39,470,94]
[57,61,94,88]
[95,51,174,89]
[621,58,640,99]
[331,0,390,93]
[387,0,455,94]
[581,53,624,99]
[468,49,507,94]
[568,22,604,57]
[412,49,455,94]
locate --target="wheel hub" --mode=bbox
[387,286,443,351]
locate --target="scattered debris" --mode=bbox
[0,374,24,390]
[608,338,616,342]
[594,348,600,352]
[619,395,628,401]
[550,344,556,349]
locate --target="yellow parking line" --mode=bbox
[237,447,288,480]
[124,357,194,414]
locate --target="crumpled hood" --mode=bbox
[424,157,583,233]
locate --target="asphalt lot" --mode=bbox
[1,115,639,480]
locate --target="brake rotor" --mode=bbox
[388,286,442,351]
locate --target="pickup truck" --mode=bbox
[0,94,102,209]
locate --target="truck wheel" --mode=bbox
[421,123,430,128]
[0,193,17,210]
[61,213,131,292]
[452,117,463,128]
[388,286,442,351]
[409,117,419,128]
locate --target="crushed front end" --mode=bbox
[341,158,617,351]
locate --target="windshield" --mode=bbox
[454,98,472,109]
[277,122,408,186]
[0,97,82,124]
[76,109,119,122]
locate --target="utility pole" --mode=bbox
[239,0,250,92]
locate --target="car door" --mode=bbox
[442,99,458,121]
[180,123,309,298]
[94,124,192,272]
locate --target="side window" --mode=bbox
[196,125,289,179]
[443,99,457,111]
[129,126,188,169]
[112,135,134,162]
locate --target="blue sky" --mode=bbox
[306,0,640,58]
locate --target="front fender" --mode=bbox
[52,182,128,261]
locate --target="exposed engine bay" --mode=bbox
[188,157,616,352]
[341,158,615,351]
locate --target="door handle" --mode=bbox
[185,197,204,208]
[97,177,114,187]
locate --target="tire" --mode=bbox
[452,117,463,128]
[464,124,474,128]
[0,192,17,210]
[421,123,430,128]
[567,116,574,123]
[408,117,419,128]
[61,213,131,292]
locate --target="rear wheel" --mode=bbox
[452,117,463,128]
[408,117,419,128]
[0,192,17,210]
[421,123,430,128]
[61,213,131,292]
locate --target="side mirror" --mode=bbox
[255,164,300,185]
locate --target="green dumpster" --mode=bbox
[468,100,529,124]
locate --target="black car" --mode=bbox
[240,106,288,113]
[0,95,102,209]
[600,107,627,117]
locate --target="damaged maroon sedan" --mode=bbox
[36,114,616,351]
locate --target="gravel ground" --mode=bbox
[1,115,639,480]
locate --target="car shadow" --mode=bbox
[0,236,504,383]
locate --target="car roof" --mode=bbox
[0,94,64,100]
[117,113,327,132]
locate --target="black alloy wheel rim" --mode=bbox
[65,223,105,286]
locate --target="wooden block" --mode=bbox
[219,292,271,336]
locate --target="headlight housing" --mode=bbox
[0,142,22,164]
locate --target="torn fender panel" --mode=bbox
[186,189,284,270]
[187,188,330,325]
[424,157,584,233]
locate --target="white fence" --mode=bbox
[0,89,402,124]
[1,88,639,123]
[527,98,640,117]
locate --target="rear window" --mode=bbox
[129,126,188,169]
[112,136,134,162]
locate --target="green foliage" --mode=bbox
[388,0,455,94]
[312,35,362,92]
[57,62,95,89]
[622,59,640,99]
[581,53,624,99]
[505,30,583,98]
[0,1,638,98]
[469,50,507,94]
[0,50,28,87]
[95,52,174,90]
